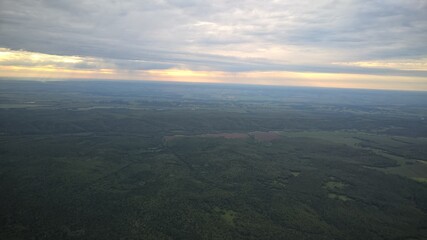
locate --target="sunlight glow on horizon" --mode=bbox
[0,48,426,91]
[1,0,426,91]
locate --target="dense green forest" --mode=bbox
[1,80,426,239]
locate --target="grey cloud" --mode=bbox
[0,0,426,77]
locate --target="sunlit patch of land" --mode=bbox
[328,193,351,201]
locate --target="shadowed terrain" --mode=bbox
[1,80,426,239]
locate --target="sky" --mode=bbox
[0,0,426,90]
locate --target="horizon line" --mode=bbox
[1,76,427,93]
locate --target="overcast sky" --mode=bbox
[0,0,426,90]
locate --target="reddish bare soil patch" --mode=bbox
[250,131,281,142]
[201,133,249,139]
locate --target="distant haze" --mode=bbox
[0,0,426,90]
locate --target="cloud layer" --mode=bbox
[0,0,426,89]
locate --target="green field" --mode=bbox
[1,80,426,239]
